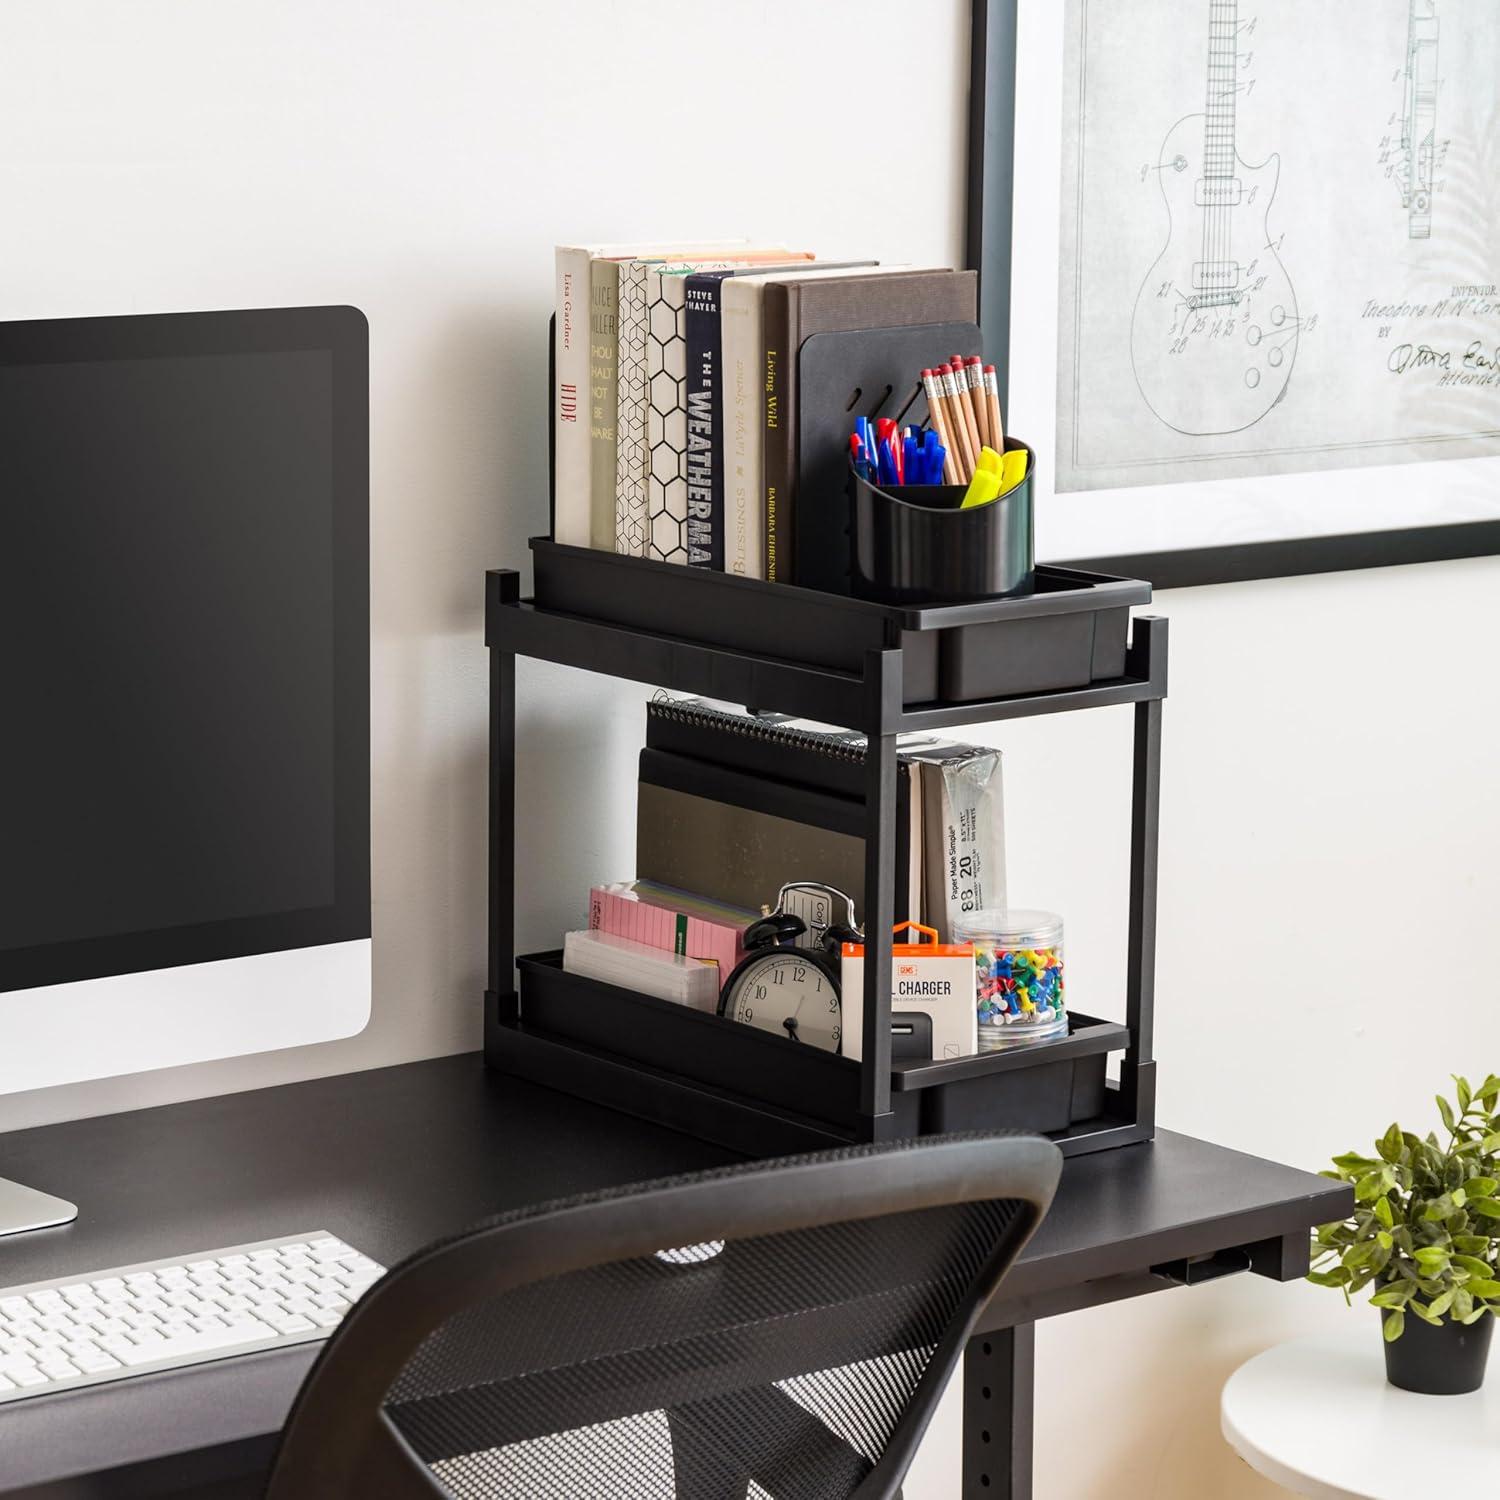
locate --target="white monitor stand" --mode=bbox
[0,1180,76,1238]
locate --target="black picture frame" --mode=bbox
[965,0,1500,588]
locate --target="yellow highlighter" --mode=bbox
[961,446,1023,509]
[999,448,1028,494]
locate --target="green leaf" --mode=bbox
[1481,1133,1500,1154]
[1414,1246,1451,1273]
[1465,1178,1499,1197]
[1355,1172,1388,1203]
[1384,1310,1406,1341]
[1457,1077,1474,1111]
[1379,1123,1405,1163]
[1377,1230,1394,1250]
[1409,1299,1442,1325]
[1438,1094,1458,1133]
[1454,1235,1491,1255]
[1455,1287,1475,1320]
[1370,1286,1411,1309]
[1469,1198,1500,1219]
[1307,1268,1351,1288]
[1374,1196,1394,1228]
[1467,1278,1500,1298]
[1427,1289,1456,1319]
[1452,1254,1493,1277]
[1463,1305,1492,1324]
[1424,1195,1456,1221]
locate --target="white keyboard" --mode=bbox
[0,1231,384,1403]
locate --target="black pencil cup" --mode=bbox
[849,438,1035,605]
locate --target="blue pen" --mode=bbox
[878,438,898,487]
[903,433,919,485]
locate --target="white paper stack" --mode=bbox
[562,929,719,1013]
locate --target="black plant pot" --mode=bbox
[1382,1309,1494,1394]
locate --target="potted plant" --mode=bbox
[1311,1075,1500,1394]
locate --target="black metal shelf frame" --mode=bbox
[485,565,1168,1157]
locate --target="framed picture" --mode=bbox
[968,0,1500,585]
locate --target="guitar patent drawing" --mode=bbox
[1401,0,1439,238]
[1130,0,1299,435]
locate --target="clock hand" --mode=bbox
[782,1016,801,1042]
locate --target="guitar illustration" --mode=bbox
[1130,0,1298,435]
[1400,0,1439,239]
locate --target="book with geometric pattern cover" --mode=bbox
[643,254,812,565]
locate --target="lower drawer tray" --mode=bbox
[508,951,1132,1150]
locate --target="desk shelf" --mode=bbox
[485,544,1167,1156]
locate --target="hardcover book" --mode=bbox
[613,259,656,556]
[588,258,620,550]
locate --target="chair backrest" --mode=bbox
[264,1132,1061,1500]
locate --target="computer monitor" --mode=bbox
[0,307,371,1232]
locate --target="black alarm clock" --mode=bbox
[718,883,862,1052]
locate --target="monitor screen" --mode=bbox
[0,310,369,994]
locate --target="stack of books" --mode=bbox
[553,241,975,583]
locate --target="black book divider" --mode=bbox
[793,320,980,594]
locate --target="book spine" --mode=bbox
[588,258,620,551]
[761,280,798,583]
[614,261,652,556]
[683,273,722,569]
[645,271,692,565]
[720,281,763,577]
[553,247,592,547]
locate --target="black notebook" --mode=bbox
[639,699,922,922]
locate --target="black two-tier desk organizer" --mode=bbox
[485,540,1168,1159]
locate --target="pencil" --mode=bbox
[940,365,977,480]
[946,360,982,477]
[965,357,990,449]
[984,364,1004,450]
[951,356,984,460]
[922,369,961,484]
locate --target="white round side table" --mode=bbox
[1221,1329,1500,1498]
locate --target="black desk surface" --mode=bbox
[0,1053,1348,1497]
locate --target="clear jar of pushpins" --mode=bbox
[956,909,1067,1051]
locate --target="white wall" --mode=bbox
[3,4,1498,1495]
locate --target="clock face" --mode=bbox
[722,950,842,1053]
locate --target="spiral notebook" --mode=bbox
[643,697,1005,939]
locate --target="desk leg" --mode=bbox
[963,1325,1034,1499]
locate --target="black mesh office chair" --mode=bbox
[264,1132,1061,1500]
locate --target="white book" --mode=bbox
[719,265,920,577]
[554,241,748,551]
